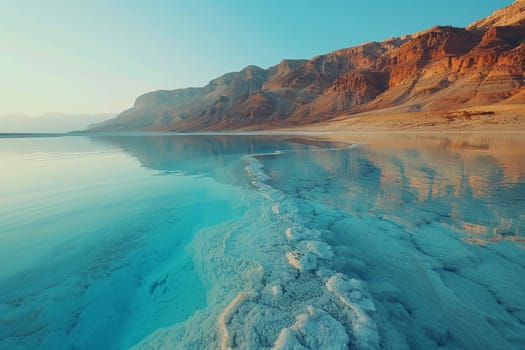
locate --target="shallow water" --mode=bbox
[0,133,524,350]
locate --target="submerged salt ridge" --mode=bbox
[133,148,379,350]
[244,153,379,349]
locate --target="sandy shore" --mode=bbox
[283,104,525,133]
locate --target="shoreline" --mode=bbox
[3,101,525,138]
[278,104,525,133]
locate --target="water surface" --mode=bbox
[1,133,524,349]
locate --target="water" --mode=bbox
[1,133,524,349]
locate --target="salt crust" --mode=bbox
[132,153,379,349]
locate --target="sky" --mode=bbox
[0,0,514,116]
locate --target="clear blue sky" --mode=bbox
[0,0,513,115]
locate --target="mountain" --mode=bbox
[91,1,525,132]
[0,113,115,133]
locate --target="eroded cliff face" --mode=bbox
[92,1,525,131]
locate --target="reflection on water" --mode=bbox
[2,132,524,350]
[90,135,315,182]
[262,133,525,246]
[91,133,525,246]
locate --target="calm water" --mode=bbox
[0,133,524,350]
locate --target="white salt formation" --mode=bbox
[131,153,380,349]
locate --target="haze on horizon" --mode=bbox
[0,0,513,116]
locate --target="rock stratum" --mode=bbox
[91,1,525,132]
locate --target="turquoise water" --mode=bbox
[1,133,524,349]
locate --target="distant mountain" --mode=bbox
[91,0,525,132]
[0,113,115,133]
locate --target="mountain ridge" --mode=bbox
[91,1,525,132]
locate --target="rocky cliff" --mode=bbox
[91,1,525,131]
